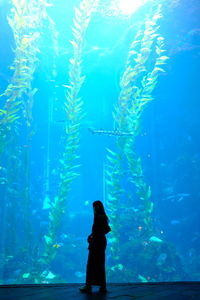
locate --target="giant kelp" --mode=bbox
[106,3,169,272]
[42,0,100,265]
[1,0,55,145]
[0,0,54,273]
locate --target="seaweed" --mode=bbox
[0,0,54,275]
[106,3,169,268]
[42,0,100,265]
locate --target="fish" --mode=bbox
[52,244,61,248]
[52,243,63,248]
[88,128,134,137]
[111,264,123,271]
[5,255,14,262]
[138,274,148,282]
[45,271,56,279]
[163,192,190,202]
[22,273,30,279]
[149,236,163,243]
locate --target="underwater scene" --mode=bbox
[0,0,200,284]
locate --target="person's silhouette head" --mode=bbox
[93,200,106,216]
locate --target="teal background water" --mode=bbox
[0,0,200,284]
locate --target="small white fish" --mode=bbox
[138,274,148,282]
[22,273,30,279]
[117,264,123,270]
[149,236,163,243]
[46,271,56,279]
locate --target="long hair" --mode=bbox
[93,200,108,220]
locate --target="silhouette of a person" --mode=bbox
[79,200,111,294]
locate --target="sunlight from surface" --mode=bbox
[116,0,149,15]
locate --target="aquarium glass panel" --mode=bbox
[0,0,199,284]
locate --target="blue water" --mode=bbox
[0,0,200,284]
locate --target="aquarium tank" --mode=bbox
[0,0,199,284]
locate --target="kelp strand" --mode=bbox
[107,4,169,266]
[43,0,100,264]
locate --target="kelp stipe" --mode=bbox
[121,5,168,232]
[106,148,124,261]
[0,0,54,278]
[106,4,169,277]
[42,0,100,265]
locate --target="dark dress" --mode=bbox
[86,214,110,287]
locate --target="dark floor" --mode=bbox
[0,282,200,300]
